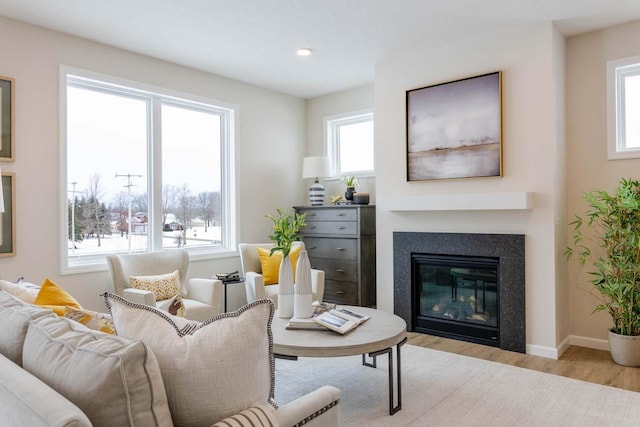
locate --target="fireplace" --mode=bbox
[394,232,525,353]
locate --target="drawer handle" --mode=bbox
[335,247,345,251]
[336,291,345,295]
[307,246,317,249]
[335,269,345,273]
[337,213,346,216]
[338,226,346,230]
[309,226,317,229]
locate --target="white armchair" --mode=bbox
[106,249,223,321]
[239,242,325,307]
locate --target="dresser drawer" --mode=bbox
[310,258,358,282]
[303,237,358,260]
[297,208,357,222]
[323,280,359,305]
[302,221,357,236]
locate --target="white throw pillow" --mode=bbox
[22,315,173,427]
[0,278,40,304]
[104,293,275,426]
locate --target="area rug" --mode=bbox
[274,344,640,426]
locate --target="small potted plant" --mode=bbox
[565,178,640,366]
[339,175,360,201]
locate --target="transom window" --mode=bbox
[325,109,374,176]
[607,56,640,160]
[61,67,237,272]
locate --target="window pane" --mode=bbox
[338,120,374,173]
[161,104,222,249]
[624,74,640,149]
[67,86,148,261]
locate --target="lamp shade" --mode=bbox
[302,156,331,179]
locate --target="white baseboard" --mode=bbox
[526,335,609,360]
[569,334,609,351]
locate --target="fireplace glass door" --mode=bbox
[413,254,500,346]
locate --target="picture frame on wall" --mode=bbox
[406,71,502,181]
[0,172,15,256]
[0,76,14,162]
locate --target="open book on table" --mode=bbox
[312,307,371,334]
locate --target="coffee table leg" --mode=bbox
[362,337,407,415]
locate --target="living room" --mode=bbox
[0,1,639,367]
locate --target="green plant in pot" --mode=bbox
[339,175,360,202]
[565,177,640,366]
[266,208,307,258]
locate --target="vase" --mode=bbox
[294,250,313,318]
[345,186,355,201]
[277,255,294,318]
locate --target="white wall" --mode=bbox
[0,16,305,312]
[304,85,376,204]
[375,23,565,355]
[566,20,640,347]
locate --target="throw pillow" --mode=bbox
[34,278,82,316]
[166,293,186,317]
[104,292,275,426]
[211,404,278,427]
[0,277,40,303]
[257,245,301,285]
[130,270,181,301]
[23,315,173,427]
[0,290,54,366]
[64,306,116,335]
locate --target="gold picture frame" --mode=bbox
[0,172,15,256]
[0,76,15,161]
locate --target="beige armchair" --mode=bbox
[238,242,325,307]
[106,249,223,321]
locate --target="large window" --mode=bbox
[607,56,640,160]
[61,68,237,272]
[325,109,374,176]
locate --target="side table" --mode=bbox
[212,277,245,313]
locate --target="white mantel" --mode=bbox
[377,192,533,211]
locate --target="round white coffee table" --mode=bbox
[271,306,407,415]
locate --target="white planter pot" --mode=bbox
[608,330,640,367]
[294,250,314,318]
[277,255,294,318]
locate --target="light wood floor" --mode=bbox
[407,332,640,393]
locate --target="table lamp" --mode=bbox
[302,156,331,206]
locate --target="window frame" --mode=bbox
[607,55,640,160]
[59,66,238,274]
[324,108,375,178]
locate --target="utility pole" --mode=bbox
[68,181,81,253]
[115,173,142,253]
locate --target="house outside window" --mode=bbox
[61,67,237,273]
[325,109,374,177]
[607,55,640,160]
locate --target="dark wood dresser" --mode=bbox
[294,205,376,307]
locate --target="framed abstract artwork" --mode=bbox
[0,172,15,256]
[0,76,14,161]
[406,71,502,181]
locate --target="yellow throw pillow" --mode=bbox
[257,245,301,285]
[34,278,82,316]
[64,306,116,335]
[130,270,182,301]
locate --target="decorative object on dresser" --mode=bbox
[339,175,360,202]
[294,205,376,307]
[302,156,331,206]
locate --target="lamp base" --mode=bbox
[308,179,325,206]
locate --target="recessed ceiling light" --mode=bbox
[296,48,312,57]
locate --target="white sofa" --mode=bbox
[0,290,341,426]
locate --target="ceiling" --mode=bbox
[1,0,640,99]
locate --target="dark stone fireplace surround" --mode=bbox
[393,232,526,353]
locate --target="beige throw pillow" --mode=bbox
[0,278,40,304]
[104,293,275,426]
[130,270,181,301]
[22,315,173,427]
